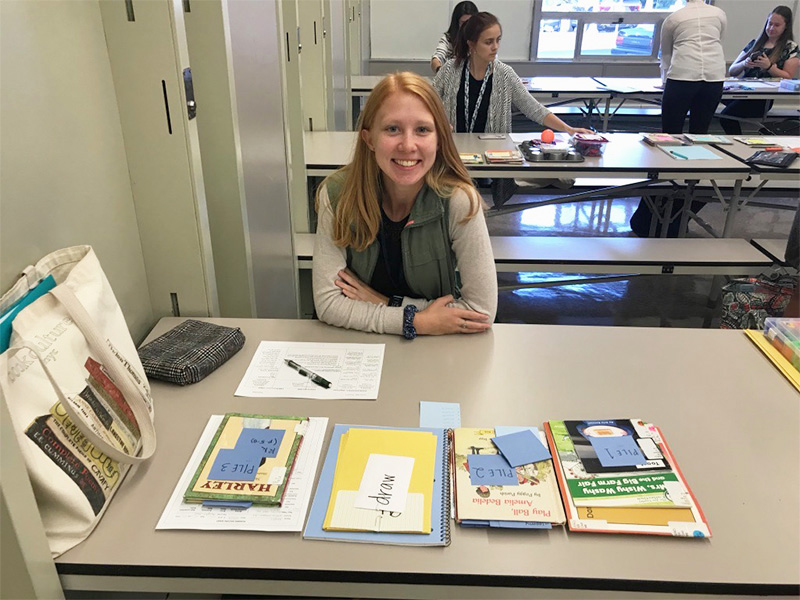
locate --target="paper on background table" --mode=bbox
[419,401,461,428]
[660,145,721,161]
[235,341,385,399]
[156,415,328,531]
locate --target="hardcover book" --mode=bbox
[682,134,732,145]
[484,149,524,164]
[642,133,685,146]
[545,419,711,537]
[184,413,307,506]
[459,152,483,164]
[734,137,775,147]
[451,428,565,526]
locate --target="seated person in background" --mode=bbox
[432,11,591,205]
[720,5,799,135]
[431,1,478,74]
[313,73,497,339]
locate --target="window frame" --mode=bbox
[530,1,681,62]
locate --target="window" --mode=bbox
[533,0,686,61]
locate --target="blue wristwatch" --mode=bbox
[402,304,418,340]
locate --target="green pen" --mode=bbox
[671,151,688,160]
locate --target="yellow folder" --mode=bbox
[323,428,436,532]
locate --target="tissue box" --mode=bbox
[779,79,800,91]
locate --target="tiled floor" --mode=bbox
[484,188,796,328]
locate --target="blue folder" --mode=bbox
[303,424,450,546]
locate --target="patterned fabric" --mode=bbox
[138,319,245,385]
[720,275,796,330]
[741,38,800,78]
[433,58,551,133]
[432,33,452,65]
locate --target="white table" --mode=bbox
[55,318,800,598]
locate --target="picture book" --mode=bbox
[484,149,524,164]
[184,413,307,506]
[459,152,483,165]
[322,427,436,534]
[303,424,451,546]
[734,137,775,147]
[451,428,565,527]
[545,419,711,537]
[746,150,798,168]
[641,132,685,146]
[682,134,732,145]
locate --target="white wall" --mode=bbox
[369,0,800,64]
[0,0,154,342]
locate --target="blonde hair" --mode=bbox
[316,72,481,252]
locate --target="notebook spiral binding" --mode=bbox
[442,429,452,546]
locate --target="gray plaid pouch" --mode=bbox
[138,320,245,385]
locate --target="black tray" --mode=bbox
[519,141,584,162]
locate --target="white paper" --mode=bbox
[637,437,663,460]
[155,415,328,532]
[354,454,414,513]
[329,491,424,532]
[234,341,385,399]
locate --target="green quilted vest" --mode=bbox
[324,172,460,301]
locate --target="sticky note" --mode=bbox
[234,428,285,458]
[494,426,540,438]
[589,436,647,468]
[467,454,518,486]
[354,454,415,513]
[419,401,461,428]
[491,430,551,467]
[208,448,262,481]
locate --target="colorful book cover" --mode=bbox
[642,132,685,146]
[184,413,307,505]
[683,134,732,145]
[459,152,483,164]
[545,420,711,537]
[322,428,436,533]
[451,428,565,525]
[734,136,774,147]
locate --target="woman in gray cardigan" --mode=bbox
[432,12,590,205]
[432,12,591,136]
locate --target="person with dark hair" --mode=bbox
[313,73,496,338]
[431,1,479,74]
[433,12,590,136]
[720,5,799,135]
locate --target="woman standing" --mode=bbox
[433,12,590,136]
[431,1,479,74]
[720,6,799,135]
[313,73,497,339]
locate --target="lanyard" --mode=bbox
[463,60,492,133]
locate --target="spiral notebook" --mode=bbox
[303,424,451,546]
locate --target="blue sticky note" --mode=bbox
[467,454,518,486]
[589,435,647,468]
[234,428,284,458]
[494,426,540,438]
[419,401,461,428]
[491,430,551,468]
[208,448,262,481]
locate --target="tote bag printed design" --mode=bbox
[1,246,156,557]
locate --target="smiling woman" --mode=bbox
[312,72,497,339]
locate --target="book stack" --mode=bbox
[545,419,711,537]
[451,427,565,529]
[183,413,307,508]
[682,134,732,145]
[745,318,800,391]
[484,149,524,164]
[734,137,775,147]
[641,133,686,146]
[304,425,451,545]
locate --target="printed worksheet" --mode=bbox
[234,341,385,399]
[156,415,328,532]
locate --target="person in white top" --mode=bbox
[659,0,727,133]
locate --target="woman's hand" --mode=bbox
[567,127,595,136]
[413,295,491,336]
[335,269,388,306]
[747,54,771,70]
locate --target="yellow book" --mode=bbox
[745,329,800,392]
[576,505,696,526]
[323,428,436,533]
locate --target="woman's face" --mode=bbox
[361,91,438,198]
[765,12,787,40]
[468,24,502,64]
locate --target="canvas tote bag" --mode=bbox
[0,246,156,557]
